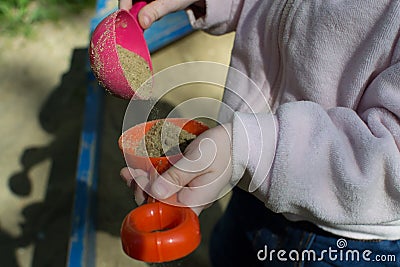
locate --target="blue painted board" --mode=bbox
[66,68,102,267]
[144,11,194,53]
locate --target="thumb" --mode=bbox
[151,164,199,200]
[151,135,216,200]
[138,0,191,29]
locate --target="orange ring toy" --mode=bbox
[120,202,201,262]
[118,118,209,263]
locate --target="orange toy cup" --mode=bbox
[119,118,209,263]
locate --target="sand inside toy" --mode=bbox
[135,120,197,157]
[116,44,152,96]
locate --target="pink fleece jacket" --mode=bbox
[187,0,400,240]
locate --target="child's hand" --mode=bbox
[119,0,204,29]
[120,167,151,206]
[120,124,233,215]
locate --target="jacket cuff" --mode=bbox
[186,0,233,30]
[231,112,277,192]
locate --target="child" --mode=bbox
[120,0,400,266]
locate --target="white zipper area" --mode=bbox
[271,0,295,111]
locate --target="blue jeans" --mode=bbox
[210,188,400,267]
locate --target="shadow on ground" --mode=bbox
[2,48,87,266]
[1,47,224,267]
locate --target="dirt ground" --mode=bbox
[0,5,234,267]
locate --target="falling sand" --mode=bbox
[116,44,152,98]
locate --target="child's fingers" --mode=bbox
[120,167,150,205]
[119,0,132,10]
[150,156,206,200]
[150,135,218,200]
[120,167,134,187]
[120,167,147,185]
[120,0,196,29]
[137,0,193,29]
[133,174,149,205]
[177,170,231,211]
